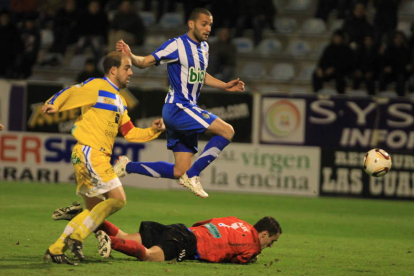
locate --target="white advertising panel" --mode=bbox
[174,142,321,196]
[0,132,172,189]
[0,132,320,196]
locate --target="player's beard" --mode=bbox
[193,26,206,42]
[117,76,128,89]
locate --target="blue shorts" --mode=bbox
[162,103,218,153]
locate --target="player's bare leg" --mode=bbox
[204,117,235,140]
[173,152,193,178]
[143,246,165,262]
[180,118,234,198]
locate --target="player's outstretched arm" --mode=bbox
[41,104,57,114]
[204,73,245,92]
[116,39,156,69]
[0,123,4,130]
[42,84,98,114]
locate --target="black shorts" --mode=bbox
[138,221,197,261]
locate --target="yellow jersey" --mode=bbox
[46,77,161,155]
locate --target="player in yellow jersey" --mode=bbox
[42,51,165,265]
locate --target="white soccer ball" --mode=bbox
[363,148,392,177]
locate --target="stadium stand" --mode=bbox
[40,29,54,48]
[285,0,313,12]
[27,0,414,96]
[232,37,255,54]
[68,54,89,70]
[240,61,268,79]
[269,63,295,81]
[300,18,327,35]
[256,38,283,56]
[295,63,316,82]
[159,12,184,29]
[275,17,298,34]
[286,39,312,57]
[400,0,414,16]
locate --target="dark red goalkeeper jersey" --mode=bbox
[189,216,261,263]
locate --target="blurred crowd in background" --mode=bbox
[1,0,414,96]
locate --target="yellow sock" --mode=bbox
[48,209,90,255]
[70,198,125,242]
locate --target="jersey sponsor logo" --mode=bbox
[105,167,115,175]
[71,152,81,165]
[203,223,222,238]
[103,98,115,105]
[189,67,206,84]
[104,129,117,138]
[218,222,249,233]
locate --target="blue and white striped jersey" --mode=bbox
[151,33,209,106]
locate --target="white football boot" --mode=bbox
[95,230,112,258]
[179,173,209,198]
[114,156,130,178]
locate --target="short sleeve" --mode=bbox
[152,39,179,65]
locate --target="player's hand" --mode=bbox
[225,78,245,92]
[151,118,165,133]
[0,123,4,131]
[41,104,57,115]
[116,39,132,57]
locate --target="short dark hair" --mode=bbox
[103,51,123,74]
[254,216,282,236]
[188,8,212,21]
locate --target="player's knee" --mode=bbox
[118,199,126,209]
[108,198,126,212]
[224,124,235,141]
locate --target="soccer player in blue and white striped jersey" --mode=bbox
[115,8,245,198]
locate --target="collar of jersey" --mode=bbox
[103,77,120,91]
[184,33,201,45]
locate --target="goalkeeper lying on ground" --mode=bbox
[52,204,281,263]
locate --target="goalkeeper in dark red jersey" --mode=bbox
[95,216,281,264]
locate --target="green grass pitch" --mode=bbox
[0,181,413,276]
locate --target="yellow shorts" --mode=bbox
[71,143,122,199]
